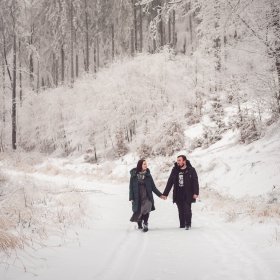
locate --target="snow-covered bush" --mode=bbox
[137,141,152,158]
[185,107,202,125]
[115,128,129,158]
[200,127,222,148]
[190,137,203,150]
[239,118,261,144]
[153,121,185,156]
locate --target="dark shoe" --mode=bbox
[143,223,148,232]
[185,225,191,230]
[180,225,185,228]
[137,221,143,229]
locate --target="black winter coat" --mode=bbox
[163,160,199,203]
[129,168,162,213]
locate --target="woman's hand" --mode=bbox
[160,195,167,200]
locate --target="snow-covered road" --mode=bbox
[0,171,279,280]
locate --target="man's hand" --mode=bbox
[193,194,198,199]
[160,195,167,200]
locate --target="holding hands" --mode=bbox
[160,195,167,200]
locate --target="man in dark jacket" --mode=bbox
[163,155,199,230]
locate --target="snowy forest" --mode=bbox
[0,0,280,279]
[0,0,279,155]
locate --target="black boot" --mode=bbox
[143,223,148,232]
[137,221,143,229]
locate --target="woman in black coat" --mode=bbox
[129,159,166,232]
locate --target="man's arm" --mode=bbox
[192,168,199,197]
[163,168,175,196]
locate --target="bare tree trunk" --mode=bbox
[70,0,74,85]
[214,0,221,73]
[132,0,137,52]
[29,24,34,90]
[1,55,5,152]
[97,36,100,70]
[52,53,56,86]
[189,3,193,53]
[153,38,156,52]
[159,12,164,47]
[130,28,134,56]
[61,45,65,83]
[2,57,5,124]
[12,32,17,150]
[276,56,280,114]
[84,0,89,72]
[139,4,143,52]
[76,53,79,78]
[272,2,280,114]
[111,24,115,60]
[18,39,22,105]
[55,57,59,86]
[168,14,171,45]
[36,59,40,92]
[172,10,176,47]
[94,42,97,73]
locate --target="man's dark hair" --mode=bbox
[177,155,187,162]
[136,159,146,173]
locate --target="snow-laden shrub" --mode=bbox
[190,137,203,150]
[153,121,185,156]
[115,128,129,158]
[185,101,202,125]
[137,141,152,158]
[84,150,97,163]
[192,126,223,149]
[185,110,201,125]
[201,127,222,148]
[239,118,261,144]
[39,139,56,154]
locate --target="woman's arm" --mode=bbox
[129,177,134,201]
[150,176,163,197]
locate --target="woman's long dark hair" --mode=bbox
[136,159,146,173]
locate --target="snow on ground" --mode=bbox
[0,162,279,280]
[189,120,280,198]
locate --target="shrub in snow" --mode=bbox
[85,132,98,163]
[152,121,184,156]
[266,186,280,204]
[84,150,97,163]
[137,142,152,158]
[193,126,223,149]
[239,118,261,144]
[185,108,201,125]
[201,127,222,148]
[190,137,203,150]
[39,139,56,154]
[209,96,226,132]
[115,128,129,158]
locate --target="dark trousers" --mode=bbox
[137,213,149,228]
[176,201,192,227]
[141,213,149,224]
